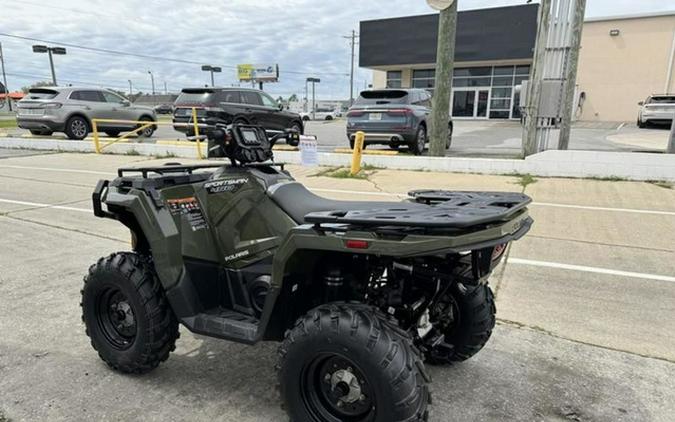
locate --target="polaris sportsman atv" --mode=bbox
[81,122,532,422]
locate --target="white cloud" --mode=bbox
[0,0,672,99]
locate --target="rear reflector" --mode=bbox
[346,240,369,249]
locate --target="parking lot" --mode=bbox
[0,149,674,421]
[2,116,672,158]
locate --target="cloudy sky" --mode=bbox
[0,0,673,99]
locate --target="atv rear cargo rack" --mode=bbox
[304,191,531,229]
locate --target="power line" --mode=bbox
[0,32,351,77]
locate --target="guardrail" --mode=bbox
[92,107,207,158]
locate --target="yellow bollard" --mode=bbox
[350,131,365,175]
[192,107,204,159]
[92,120,101,154]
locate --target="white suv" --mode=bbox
[637,94,675,128]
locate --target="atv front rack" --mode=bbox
[304,191,531,229]
[116,162,286,178]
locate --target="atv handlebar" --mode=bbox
[203,121,299,164]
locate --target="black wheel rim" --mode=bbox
[96,287,137,350]
[301,353,375,422]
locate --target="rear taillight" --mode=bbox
[387,108,411,116]
[492,243,508,261]
[347,110,365,117]
[41,102,62,109]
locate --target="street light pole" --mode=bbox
[428,0,457,157]
[128,79,133,97]
[201,65,222,87]
[32,45,66,86]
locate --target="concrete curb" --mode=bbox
[1,137,674,181]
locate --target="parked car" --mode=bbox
[637,94,675,128]
[173,88,303,145]
[154,103,174,114]
[299,108,338,121]
[346,89,453,155]
[16,87,157,139]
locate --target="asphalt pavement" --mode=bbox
[0,151,674,421]
[2,119,672,158]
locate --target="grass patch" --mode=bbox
[0,119,17,129]
[311,166,371,180]
[647,180,673,189]
[512,173,537,188]
[587,175,627,182]
[0,409,12,422]
[155,152,178,159]
[360,163,384,171]
[125,148,141,156]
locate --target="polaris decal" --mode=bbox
[204,178,249,194]
[224,250,250,262]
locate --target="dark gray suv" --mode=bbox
[346,89,452,155]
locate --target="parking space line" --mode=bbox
[531,202,675,217]
[0,198,92,213]
[0,165,113,175]
[508,257,675,283]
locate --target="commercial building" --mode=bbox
[360,6,675,122]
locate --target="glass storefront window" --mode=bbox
[490,99,511,109]
[516,65,531,75]
[454,67,491,77]
[386,71,402,88]
[453,77,491,87]
[412,69,435,89]
[489,110,510,119]
[491,87,512,98]
[493,66,515,76]
[492,76,513,87]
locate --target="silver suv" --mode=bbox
[16,87,157,139]
[637,94,675,128]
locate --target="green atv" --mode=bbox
[81,122,532,422]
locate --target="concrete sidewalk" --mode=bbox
[0,152,674,421]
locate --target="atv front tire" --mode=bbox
[426,284,496,364]
[81,252,179,374]
[278,303,430,422]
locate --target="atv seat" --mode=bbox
[268,182,423,224]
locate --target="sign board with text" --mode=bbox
[237,64,279,82]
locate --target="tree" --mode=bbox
[288,94,298,102]
[21,81,55,93]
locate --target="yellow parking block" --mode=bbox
[334,148,399,156]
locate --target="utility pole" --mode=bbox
[343,30,358,106]
[668,112,675,153]
[148,70,155,95]
[428,0,457,157]
[522,0,551,156]
[558,0,587,150]
[0,42,11,111]
[307,77,320,120]
[128,79,133,97]
[304,79,309,113]
[164,81,168,95]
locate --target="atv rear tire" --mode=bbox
[426,284,496,365]
[278,303,430,422]
[81,252,179,374]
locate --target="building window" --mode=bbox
[412,69,435,90]
[386,71,402,88]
